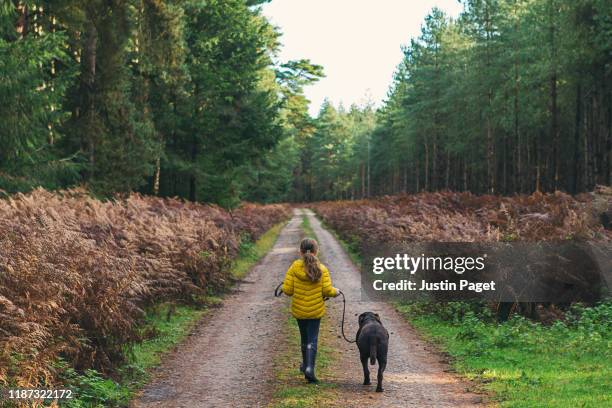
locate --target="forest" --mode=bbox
[1,1,611,406]
[298,0,611,200]
[1,0,324,207]
[2,0,610,205]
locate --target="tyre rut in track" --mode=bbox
[132,211,302,408]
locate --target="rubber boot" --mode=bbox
[303,343,319,383]
[299,344,306,373]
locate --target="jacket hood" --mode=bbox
[293,259,315,282]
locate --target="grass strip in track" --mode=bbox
[301,213,315,238]
[305,210,361,265]
[270,310,338,408]
[269,214,339,407]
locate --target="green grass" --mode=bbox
[301,213,315,238]
[313,213,612,407]
[329,227,361,266]
[60,303,209,407]
[60,222,286,407]
[233,222,286,279]
[124,303,216,384]
[271,310,338,407]
[396,302,612,408]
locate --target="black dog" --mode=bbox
[356,312,389,392]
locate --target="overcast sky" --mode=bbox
[262,0,463,116]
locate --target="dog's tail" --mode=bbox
[369,338,377,365]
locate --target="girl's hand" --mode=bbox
[333,287,341,296]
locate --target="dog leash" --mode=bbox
[338,290,356,344]
[274,282,284,297]
[274,283,355,344]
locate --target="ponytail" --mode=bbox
[300,238,322,282]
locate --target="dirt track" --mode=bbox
[132,212,301,408]
[133,209,483,407]
[304,209,483,407]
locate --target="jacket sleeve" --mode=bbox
[282,262,295,296]
[321,265,338,298]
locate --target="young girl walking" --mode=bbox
[282,238,339,383]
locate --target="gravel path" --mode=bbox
[132,209,483,407]
[304,209,484,407]
[132,211,301,408]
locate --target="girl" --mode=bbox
[282,238,339,383]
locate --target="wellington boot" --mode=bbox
[303,343,319,383]
[299,344,306,373]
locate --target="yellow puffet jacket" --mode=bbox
[282,258,338,319]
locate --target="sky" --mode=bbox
[262,0,464,116]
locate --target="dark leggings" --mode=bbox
[296,318,320,348]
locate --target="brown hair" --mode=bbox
[300,238,322,282]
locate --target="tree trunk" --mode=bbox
[415,156,420,192]
[79,19,98,181]
[424,142,430,191]
[16,4,29,37]
[463,157,468,192]
[573,84,582,193]
[432,139,438,190]
[484,1,495,194]
[445,151,450,190]
[153,153,161,195]
[605,91,612,186]
[549,0,559,191]
[515,90,521,193]
[366,140,371,197]
[360,162,365,198]
[502,135,508,194]
[513,10,522,194]
[487,97,495,193]
[189,135,197,201]
[585,97,591,189]
[535,134,542,193]
[526,138,531,191]
[189,175,196,202]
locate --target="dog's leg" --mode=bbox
[376,358,386,392]
[361,355,371,385]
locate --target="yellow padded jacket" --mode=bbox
[282,258,337,319]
